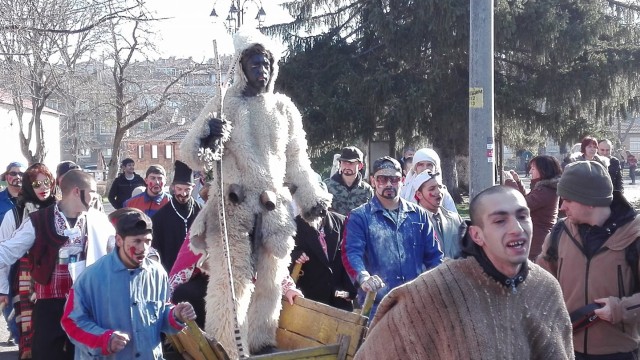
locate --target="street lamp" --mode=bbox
[210,0,267,33]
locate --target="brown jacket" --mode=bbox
[506,177,559,260]
[537,199,640,355]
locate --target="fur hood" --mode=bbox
[229,27,284,95]
[532,177,559,190]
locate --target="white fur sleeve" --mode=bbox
[280,96,332,215]
[180,95,224,168]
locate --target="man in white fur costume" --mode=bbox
[181,28,331,357]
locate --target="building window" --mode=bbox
[138,145,144,159]
[104,148,112,156]
[165,145,172,159]
[152,144,158,159]
[631,138,640,152]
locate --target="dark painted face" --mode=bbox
[242,53,271,96]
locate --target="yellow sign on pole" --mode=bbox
[469,87,484,108]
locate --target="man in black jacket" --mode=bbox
[290,209,356,311]
[598,139,624,192]
[108,158,145,209]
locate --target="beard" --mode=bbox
[342,168,356,176]
[175,194,190,204]
[378,187,398,200]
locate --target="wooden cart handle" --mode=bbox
[359,291,376,318]
[291,262,303,283]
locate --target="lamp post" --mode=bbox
[210,0,267,33]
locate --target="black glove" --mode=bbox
[200,117,226,150]
[303,202,327,221]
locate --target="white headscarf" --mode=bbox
[401,148,441,202]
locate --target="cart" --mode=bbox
[169,292,374,360]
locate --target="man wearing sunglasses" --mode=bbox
[0,161,24,344]
[0,162,25,221]
[0,170,115,360]
[344,156,443,319]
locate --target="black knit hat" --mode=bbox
[557,161,613,207]
[173,160,194,185]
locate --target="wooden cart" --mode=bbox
[169,295,372,360]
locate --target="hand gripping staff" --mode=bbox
[208,39,247,358]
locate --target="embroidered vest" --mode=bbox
[29,205,68,285]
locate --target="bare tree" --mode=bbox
[0,0,119,164]
[101,5,200,185]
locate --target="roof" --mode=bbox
[618,119,640,134]
[125,121,193,143]
[0,89,64,116]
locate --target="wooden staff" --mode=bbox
[212,39,247,358]
[359,291,376,318]
[290,262,303,283]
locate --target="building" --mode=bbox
[122,120,192,181]
[0,90,62,171]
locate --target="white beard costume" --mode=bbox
[180,28,331,357]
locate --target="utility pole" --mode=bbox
[468,0,495,199]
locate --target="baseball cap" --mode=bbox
[337,146,363,163]
[372,156,402,176]
[116,208,153,237]
[56,161,80,178]
[1,161,25,181]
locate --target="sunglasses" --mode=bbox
[7,171,23,177]
[32,178,52,189]
[375,175,402,185]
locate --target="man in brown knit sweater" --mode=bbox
[355,185,573,360]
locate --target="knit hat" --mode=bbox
[173,160,194,185]
[557,161,613,207]
[372,156,402,176]
[116,208,153,237]
[337,146,363,163]
[146,164,166,178]
[1,161,25,181]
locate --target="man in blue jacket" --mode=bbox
[0,161,24,344]
[344,156,443,318]
[0,162,24,221]
[61,208,196,359]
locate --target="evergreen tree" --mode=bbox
[271,0,640,194]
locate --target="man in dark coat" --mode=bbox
[290,210,356,311]
[598,139,624,192]
[151,160,201,271]
[108,158,145,209]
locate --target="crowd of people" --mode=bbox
[0,28,638,360]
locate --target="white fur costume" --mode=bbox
[181,29,331,357]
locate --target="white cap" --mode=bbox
[411,171,439,192]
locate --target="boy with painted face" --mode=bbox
[412,171,464,259]
[62,208,196,359]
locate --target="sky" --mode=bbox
[146,1,293,60]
